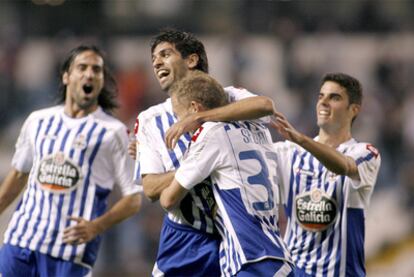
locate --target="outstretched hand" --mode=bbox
[62,217,101,245]
[270,111,304,144]
[165,114,202,149]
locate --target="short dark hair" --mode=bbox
[58,45,118,113]
[151,28,209,73]
[170,71,228,110]
[321,73,363,106]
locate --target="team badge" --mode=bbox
[73,134,87,150]
[295,187,338,232]
[37,152,82,193]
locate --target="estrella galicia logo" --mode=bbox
[37,152,81,193]
[295,188,337,232]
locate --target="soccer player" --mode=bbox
[133,29,275,276]
[0,45,142,277]
[160,71,293,277]
[271,73,381,276]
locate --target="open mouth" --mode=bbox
[157,70,170,80]
[83,84,94,94]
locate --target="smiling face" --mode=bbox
[317,81,359,132]
[152,42,197,93]
[63,50,104,114]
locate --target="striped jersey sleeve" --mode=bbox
[345,143,381,190]
[12,112,38,172]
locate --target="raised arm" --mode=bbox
[165,96,275,149]
[271,112,359,179]
[0,169,28,215]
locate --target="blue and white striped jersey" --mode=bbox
[175,121,292,276]
[5,106,141,268]
[274,138,381,277]
[135,86,266,234]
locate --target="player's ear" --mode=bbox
[62,72,69,85]
[190,101,203,113]
[350,103,360,118]
[186,54,199,70]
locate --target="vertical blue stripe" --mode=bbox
[166,112,188,155]
[134,161,141,181]
[8,118,44,244]
[192,188,208,233]
[310,161,325,276]
[70,127,106,261]
[58,121,94,258]
[20,116,55,247]
[79,123,98,166]
[69,121,88,158]
[35,192,54,251]
[155,115,180,168]
[296,155,315,266]
[47,128,70,255]
[322,181,339,277]
[47,118,63,154]
[288,151,308,253]
[36,117,63,251]
[78,127,106,217]
[286,150,298,217]
[34,119,45,155]
[333,175,346,276]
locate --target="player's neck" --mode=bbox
[318,128,352,148]
[64,102,98,118]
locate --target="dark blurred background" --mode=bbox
[0,1,413,276]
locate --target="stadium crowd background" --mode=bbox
[0,1,413,276]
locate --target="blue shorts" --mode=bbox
[236,259,294,277]
[153,216,221,277]
[0,243,90,277]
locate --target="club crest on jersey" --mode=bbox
[73,134,87,150]
[37,152,81,193]
[295,188,338,232]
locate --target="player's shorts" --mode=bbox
[236,258,294,277]
[153,216,221,277]
[0,243,91,277]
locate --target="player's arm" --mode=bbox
[142,172,175,202]
[160,178,189,211]
[63,192,141,245]
[272,112,359,179]
[0,169,28,215]
[166,95,275,149]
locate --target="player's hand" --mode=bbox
[165,114,201,150]
[128,139,137,160]
[270,111,304,144]
[62,217,101,245]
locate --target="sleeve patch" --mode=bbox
[134,118,139,136]
[366,144,379,158]
[191,126,204,142]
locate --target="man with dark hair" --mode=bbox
[131,28,276,276]
[161,71,294,277]
[271,72,381,276]
[0,45,142,277]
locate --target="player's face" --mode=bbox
[152,42,191,92]
[316,81,356,132]
[63,50,104,112]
